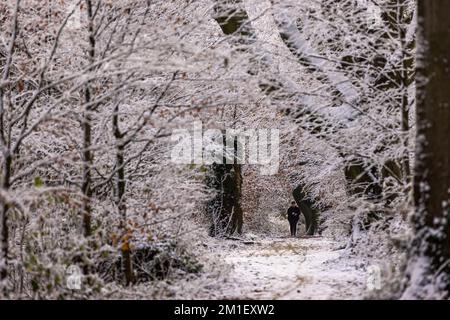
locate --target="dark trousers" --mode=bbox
[289,219,299,237]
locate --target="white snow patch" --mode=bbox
[215,237,367,299]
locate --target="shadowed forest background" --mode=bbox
[0,0,449,300]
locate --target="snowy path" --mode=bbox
[215,237,367,300]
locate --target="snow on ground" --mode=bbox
[137,231,371,300]
[212,237,368,300]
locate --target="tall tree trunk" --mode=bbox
[112,102,134,285]
[230,163,243,235]
[0,154,11,286]
[403,0,450,299]
[81,0,96,237]
[0,0,20,290]
[395,0,414,192]
[207,132,243,237]
[208,1,247,237]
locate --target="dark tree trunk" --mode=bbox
[293,185,318,236]
[81,91,93,238]
[403,0,450,298]
[207,163,243,237]
[0,154,11,285]
[229,163,243,234]
[207,132,243,237]
[207,2,247,238]
[0,0,20,290]
[112,102,134,285]
[81,0,96,238]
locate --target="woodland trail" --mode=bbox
[215,237,368,300]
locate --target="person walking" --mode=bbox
[287,201,301,237]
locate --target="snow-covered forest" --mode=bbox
[0,0,449,300]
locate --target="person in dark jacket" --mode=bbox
[287,201,301,237]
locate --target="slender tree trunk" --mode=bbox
[228,106,243,235]
[82,96,93,237]
[230,163,243,235]
[397,0,414,190]
[403,0,450,299]
[112,102,134,285]
[0,154,11,285]
[81,0,96,237]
